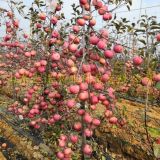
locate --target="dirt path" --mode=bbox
[96,99,160,160]
[117,99,160,121]
[0,114,54,160]
[0,152,6,160]
[0,91,160,159]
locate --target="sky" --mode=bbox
[0,0,160,35]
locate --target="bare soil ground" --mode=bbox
[0,152,6,160]
[0,95,52,160]
[0,92,160,159]
[96,99,160,160]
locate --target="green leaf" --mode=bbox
[10,0,17,5]
[150,25,160,30]
[138,39,146,45]
[102,156,106,160]
[154,41,160,45]
[126,5,130,11]
[132,23,135,27]
[148,127,160,138]
[121,18,127,22]
[128,0,132,5]
[148,16,156,20]
[154,144,160,158]
[155,82,160,90]
[140,22,146,28]
[135,29,145,33]
[114,13,117,20]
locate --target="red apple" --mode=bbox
[51,16,58,25]
[51,52,60,61]
[39,12,46,20]
[113,44,123,53]
[141,77,152,86]
[90,95,99,104]
[153,74,160,82]
[133,56,143,65]
[89,19,96,26]
[80,82,88,91]
[70,135,78,143]
[69,85,80,94]
[83,144,92,155]
[73,25,80,33]
[69,44,78,53]
[105,110,113,118]
[66,99,76,108]
[103,13,112,20]
[84,128,93,137]
[89,35,99,45]
[57,152,64,159]
[74,122,82,131]
[104,50,114,59]
[77,18,86,26]
[83,113,92,123]
[109,117,118,124]
[79,91,89,101]
[80,0,88,5]
[97,40,106,50]
[156,33,160,41]
[98,6,108,15]
[92,118,100,126]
